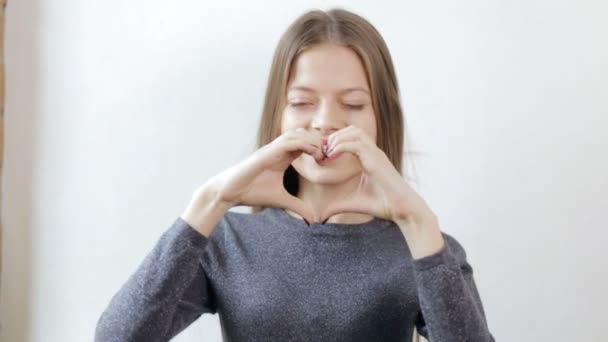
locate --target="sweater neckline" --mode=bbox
[265,207,390,235]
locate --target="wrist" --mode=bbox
[392,206,437,227]
[181,185,233,237]
[394,212,445,260]
[192,182,233,208]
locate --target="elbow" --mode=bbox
[94,309,167,342]
[94,310,135,342]
[94,312,120,342]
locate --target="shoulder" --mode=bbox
[441,232,468,260]
[200,208,274,270]
[205,208,269,249]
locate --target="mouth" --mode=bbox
[314,137,343,165]
[317,145,343,165]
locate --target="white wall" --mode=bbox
[1,0,607,341]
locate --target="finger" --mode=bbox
[327,140,362,158]
[320,199,371,223]
[327,134,358,155]
[327,128,360,153]
[285,129,323,158]
[290,128,322,147]
[281,194,317,224]
[284,139,324,161]
[279,130,319,153]
[306,130,325,159]
[327,125,355,149]
[328,126,372,153]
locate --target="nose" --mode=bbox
[311,101,346,137]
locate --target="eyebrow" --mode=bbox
[287,86,370,95]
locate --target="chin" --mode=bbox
[291,154,361,185]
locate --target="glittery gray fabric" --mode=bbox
[95,207,494,341]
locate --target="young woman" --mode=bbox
[96,8,494,342]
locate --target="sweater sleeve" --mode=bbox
[95,216,218,342]
[412,233,495,341]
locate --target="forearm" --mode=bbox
[412,250,494,341]
[401,214,495,341]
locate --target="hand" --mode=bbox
[321,125,445,258]
[205,127,325,224]
[319,125,434,225]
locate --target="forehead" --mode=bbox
[287,43,369,94]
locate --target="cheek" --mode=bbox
[353,112,377,141]
[280,111,302,132]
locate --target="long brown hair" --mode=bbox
[251,8,413,214]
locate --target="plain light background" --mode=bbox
[2,0,607,341]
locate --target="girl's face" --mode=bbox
[281,43,377,185]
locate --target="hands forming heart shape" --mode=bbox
[307,125,434,225]
[205,125,434,227]
[184,124,443,257]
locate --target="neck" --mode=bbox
[296,172,373,224]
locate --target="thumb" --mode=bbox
[320,198,369,223]
[281,193,318,224]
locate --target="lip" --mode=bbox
[316,152,343,165]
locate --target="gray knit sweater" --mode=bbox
[95,207,494,341]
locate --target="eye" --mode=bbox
[289,102,313,108]
[344,104,365,111]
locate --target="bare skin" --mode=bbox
[182,42,444,258]
[281,42,378,224]
[280,42,444,258]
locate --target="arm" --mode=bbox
[95,217,219,342]
[412,233,495,342]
